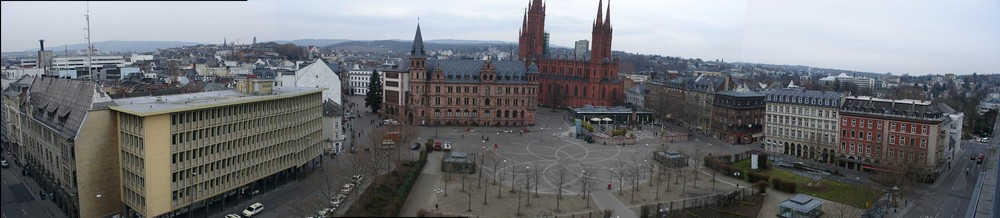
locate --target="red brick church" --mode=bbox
[519,0,624,108]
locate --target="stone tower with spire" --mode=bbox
[519,0,623,108]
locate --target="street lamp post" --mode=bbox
[479,145,485,188]
[525,166,531,207]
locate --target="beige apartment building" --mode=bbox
[110,78,325,217]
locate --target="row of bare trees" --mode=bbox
[284,122,422,217]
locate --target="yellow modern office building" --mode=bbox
[110,79,325,217]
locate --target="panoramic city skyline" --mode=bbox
[2,0,998,75]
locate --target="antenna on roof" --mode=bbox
[85,2,95,82]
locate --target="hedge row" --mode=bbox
[771,178,797,193]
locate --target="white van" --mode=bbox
[242,203,264,217]
[443,141,453,151]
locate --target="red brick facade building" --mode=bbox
[520,0,624,108]
[403,25,539,127]
[838,96,949,183]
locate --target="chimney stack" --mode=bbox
[39,39,45,51]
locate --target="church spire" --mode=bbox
[604,0,611,29]
[595,0,604,27]
[411,22,425,57]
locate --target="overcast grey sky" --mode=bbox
[2,0,998,75]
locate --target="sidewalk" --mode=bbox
[8,158,69,218]
[592,190,636,218]
[972,146,997,218]
[398,151,445,216]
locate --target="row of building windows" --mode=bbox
[767,115,837,131]
[767,105,838,118]
[767,94,839,107]
[120,113,144,134]
[171,133,321,206]
[170,108,318,147]
[541,65,617,79]
[434,85,535,95]
[543,83,616,99]
[431,109,527,119]
[170,121,319,168]
[767,127,835,144]
[122,168,146,214]
[170,95,316,128]
[432,96,534,108]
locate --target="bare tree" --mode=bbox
[872,157,923,207]
[524,165,535,207]
[647,158,657,187]
[626,156,644,203]
[466,164,473,212]
[487,151,504,185]
[394,124,419,162]
[824,201,861,218]
[532,164,543,198]
[613,161,626,196]
[365,127,393,176]
[461,163,468,192]
[578,167,597,208]
[691,146,703,188]
[515,168,527,216]
[551,164,570,212]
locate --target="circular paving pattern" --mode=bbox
[482,137,659,195]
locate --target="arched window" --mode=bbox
[485,98,491,106]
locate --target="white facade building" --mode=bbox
[764,88,845,164]
[288,60,343,105]
[348,64,378,96]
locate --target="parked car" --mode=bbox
[1,160,9,168]
[443,141,453,151]
[434,140,443,151]
[584,136,595,143]
[330,194,347,207]
[340,183,355,195]
[242,203,264,217]
[410,143,421,150]
[351,174,364,184]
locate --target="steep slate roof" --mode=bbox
[28,77,114,140]
[628,83,646,93]
[841,96,944,121]
[323,101,344,117]
[716,90,764,98]
[411,24,426,57]
[765,88,843,108]
[423,59,536,84]
[688,75,726,93]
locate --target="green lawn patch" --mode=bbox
[732,159,883,209]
